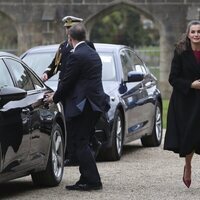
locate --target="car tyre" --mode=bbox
[31,123,64,187]
[141,102,162,147]
[101,109,124,161]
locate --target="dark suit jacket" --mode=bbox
[53,42,110,118]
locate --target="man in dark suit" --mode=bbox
[45,23,110,191]
[42,16,100,166]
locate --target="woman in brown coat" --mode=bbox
[164,20,200,188]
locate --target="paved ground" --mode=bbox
[1,132,200,200]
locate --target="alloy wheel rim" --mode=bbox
[52,130,63,179]
[155,106,162,141]
[116,116,122,155]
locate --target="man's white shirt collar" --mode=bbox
[74,41,85,51]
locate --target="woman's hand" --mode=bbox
[191,80,200,89]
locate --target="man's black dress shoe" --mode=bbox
[65,182,102,191]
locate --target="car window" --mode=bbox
[0,59,14,87]
[124,50,136,71]
[4,58,34,91]
[22,52,58,80]
[126,49,147,74]
[26,67,44,89]
[120,49,133,80]
[99,52,116,81]
[133,54,147,74]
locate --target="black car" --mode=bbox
[21,43,162,161]
[0,52,66,186]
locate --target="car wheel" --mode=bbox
[102,109,124,161]
[31,123,64,187]
[141,102,162,147]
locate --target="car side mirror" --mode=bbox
[118,81,127,94]
[127,71,144,82]
[0,86,27,108]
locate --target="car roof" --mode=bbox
[95,43,126,52]
[23,44,60,54]
[0,51,19,59]
[22,43,128,55]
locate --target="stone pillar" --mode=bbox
[159,27,174,99]
[17,22,43,55]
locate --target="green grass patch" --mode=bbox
[162,99,169,129]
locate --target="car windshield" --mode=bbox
[22,51,116,81]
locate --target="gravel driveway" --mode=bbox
[1,132,200,200]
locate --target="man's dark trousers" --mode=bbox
[69,101,101,184]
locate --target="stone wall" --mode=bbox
[0,0,200,98]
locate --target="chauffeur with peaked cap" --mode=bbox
[63,16,83,27]
[42,16,84,82]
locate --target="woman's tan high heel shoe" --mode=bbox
[183,166,191,188]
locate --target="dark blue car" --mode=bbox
[21,43,162,161]
[0,52,66,185]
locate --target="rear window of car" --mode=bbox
[4,58,35,91]
[22,51,116,81]
[0,59,14,87]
